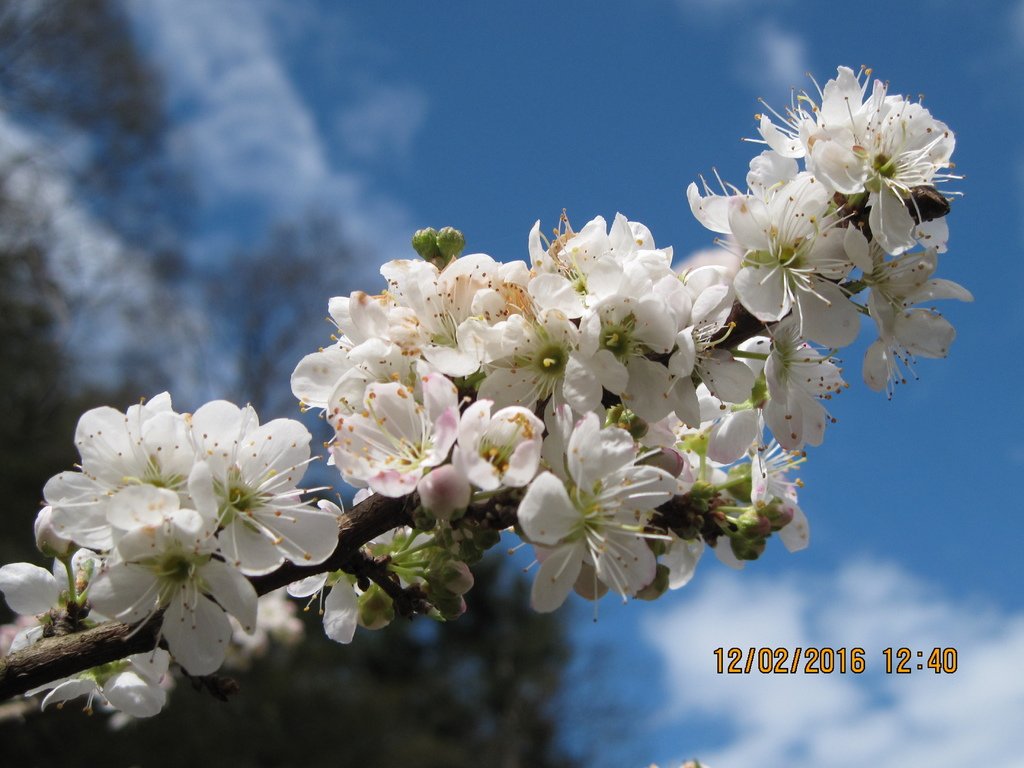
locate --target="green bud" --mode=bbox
[734,507,771,539]
[357,585,395,630]
[725,464,752,503]
[435,226,466,261]
[412,227,442,261]
[636,564,670,601]
[604,404,647,440]
[430,590,466,621]
[730,535,766,561]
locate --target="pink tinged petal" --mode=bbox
[104,671,166,717]
[863,338,891,392]
[323,582,360,644]
[503,439,542,488]
[779,504,810,552]
[418,464,472,516]
[218,520,283,575]
[367,468,421,498]
[530,544,584,613]
[708,410,760,464]
[87,564,160,625]
[734,265,789,322]
[870,186,916,255]
[106,486,180,531]
[201,559,258,633]
[663,537,704,590]
[162,593,231,676]
[894,310,956,358]
[422,373,459,424]
[518,472,579,545]
[0,563,60,615]
[727,196,771,251]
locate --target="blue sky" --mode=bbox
[63,0,1024,764]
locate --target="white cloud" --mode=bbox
[735,21,808,95]
[337,84,428,162]
[1013,0,1024,49]
[126,0,418,272]
[0,113,203,387]
[644,559,1024,767]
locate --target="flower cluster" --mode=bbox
[0,395,340,716]
[0,67,969,720]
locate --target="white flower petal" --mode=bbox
[0,563,61,615]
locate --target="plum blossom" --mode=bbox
[517,412,677,612]
[331,373,459,497]
[88,494,257,676]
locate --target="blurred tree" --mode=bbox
[0,4,582,765]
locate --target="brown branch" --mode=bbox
[0,487,524,702]
[0,490,414,702]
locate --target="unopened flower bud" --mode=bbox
[412,227,442,261]
[438,560,474,596]
[435,226,465,261]
[735,507,771,539]
[604,404,647,440]
[636,564,670,601]
[357,586,394,630]
[418,465,471,522]
[642,447,687,478]
[730,534,766,561]
[34,506,73,558]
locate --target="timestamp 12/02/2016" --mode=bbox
[712,647,958,674]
